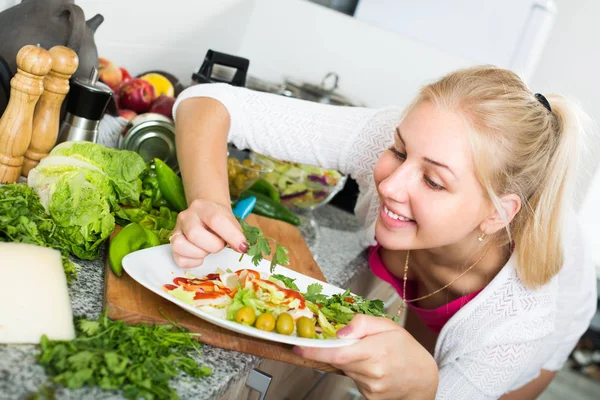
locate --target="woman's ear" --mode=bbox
[480,194,522,235]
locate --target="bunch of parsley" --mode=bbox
[35,311,211,400]
[0,184,77,283]
[236,217,289,273]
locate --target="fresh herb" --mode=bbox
[236,217,289,273]
[270,274,299,291]
[36,311,211,400]
[0,184,77,283]
[303,284,396,324]
[303,283,328,304]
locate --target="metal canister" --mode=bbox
[119,113,178,173]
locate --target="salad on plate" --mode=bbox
[163,268,395,340]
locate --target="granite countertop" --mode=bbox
[0,205,370,400]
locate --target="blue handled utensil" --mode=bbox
[232,196,256,220]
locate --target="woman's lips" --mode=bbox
[379,204,416,229]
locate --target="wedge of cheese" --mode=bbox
[0,242,75,343]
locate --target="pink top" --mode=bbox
[369,245,482,333]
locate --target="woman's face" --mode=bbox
[374,101,491,250]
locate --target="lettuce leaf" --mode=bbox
[50,142,146,206]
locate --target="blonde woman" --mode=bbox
[169,66,597,399]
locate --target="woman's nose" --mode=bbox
[379,164,416,202]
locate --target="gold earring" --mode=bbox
[478,232,486,242]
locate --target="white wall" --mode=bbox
[532,0,600,270]
[238,0,471,108]
[1,0,470,109]
[74,0,255,85]
[532,0,600,204]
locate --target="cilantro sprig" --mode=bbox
[236,217,289,273]
[34,311,211,399]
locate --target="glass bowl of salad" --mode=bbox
[250,152,347,211]
[228,147,274,201]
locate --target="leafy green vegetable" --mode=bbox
[226,287,268,320]
[303,284,395,325]
[36,311,211,399]
[269,274,299,291]
[50,142,146,206]
[236,217,289,273]
[29,162,116,259]
[0,184,77,283]
[303,283,328,304]
[27,143,148,259]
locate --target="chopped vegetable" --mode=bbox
[35,311,211,399]
[163,268,396,340]
[0,184,77,283]
[270,274,299,291]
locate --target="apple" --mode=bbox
[120,67,132,83]
[149,95,176,119]
[118,78,156,113]
[98,57,123,91]
[119,109,137,121]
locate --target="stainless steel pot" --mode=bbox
[247,72,363,107]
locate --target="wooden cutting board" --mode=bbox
[103,214,342,374]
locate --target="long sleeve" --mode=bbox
[173,83,402,245]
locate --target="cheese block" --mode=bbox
[0,242,75,343]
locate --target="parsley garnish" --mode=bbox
[34,311,211,399]
[303,284,397,324]
[236,217,289,273]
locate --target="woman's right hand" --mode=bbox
[170,199,249,268]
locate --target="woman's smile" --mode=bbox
[379,204,416,229]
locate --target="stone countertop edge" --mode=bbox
[0,205,370,400]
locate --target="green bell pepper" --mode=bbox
[109,222,161,276]
[154,159,187,212]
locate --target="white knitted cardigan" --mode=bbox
[173,84,598,399]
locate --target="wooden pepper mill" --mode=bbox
[0,45,52,183]
[22,46,79,176]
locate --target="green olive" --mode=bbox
[234,174,247,190]
[242,159,254,167]
[296,316,316,338]
[255,313,276,332]
[275,313,294,335]
[246,169,259,180]
[235,306,256,326]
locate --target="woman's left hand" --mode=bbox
[294,315,439,400]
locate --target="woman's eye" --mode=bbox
[424,176,445,191]
[389,147,406,160]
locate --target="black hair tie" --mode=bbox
[535,93,552,112]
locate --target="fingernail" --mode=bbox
[337,325,353,338]
[239,242,249,253]
[292,346,303,356]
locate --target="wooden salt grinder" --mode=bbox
[0,45,52,183]
[22,46,79,176]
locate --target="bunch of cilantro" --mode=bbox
[0,184,77,283]
[35,311,211,400]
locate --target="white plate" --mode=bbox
[122,244,359,348]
